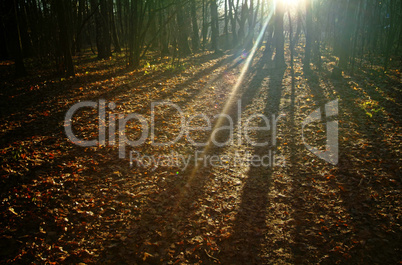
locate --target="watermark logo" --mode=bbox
[302,99,338,165]
[64,100,283,157]
[130,150,286,171]
[64,99,339,168]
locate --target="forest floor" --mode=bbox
[0,45,401,264]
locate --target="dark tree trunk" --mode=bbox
[159,2,169,55]
[92,0,112,59]
[228,0,237,47]
[384,0,396,70]
[176,0,191,56]
[110,0,121,53]
[224,0,228,48]
[25,0,41,57]
[0,1,10,60]
[339,0,357,69]
[238,2,248,45]
[291,9,302,50]
[274,0,285,67]
[190,0,200,52]
[288,8,294,72]
[54,0,75,77]
[202,0,208,50]
[0,22,9,60]
[129,0,140,67]
[351,0,363,73]
[4,0,28,77]
[101,0,112,57]
[116,0,124,44]
[74,0,85,53]
[265,23,274,53]
[15,0,27,76]
[312,3,321,68]
[210,0,219,52]
[17,0,34,57]
[304,0,313,70]
[245,0,254,50]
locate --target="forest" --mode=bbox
[0,0,401,264]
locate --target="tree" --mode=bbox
[339,0,357,69]
[238,2,248,45]
[1,0,400,77]
[128,0,141,67]
[176,0,192,56]
[228,0,238,47]
[210,0,220,52]
[110,0,121,53]
[91,0,112,59]
[190,0,200,52]
[303,0,313,70]
[2,0,27,77]
[274,0,285,67]
[54,0,75,77]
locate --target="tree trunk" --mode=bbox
[210,0,219,52]
[274,0,285,67]
[190,0,200,52]
[303,0,313,70]
[17,0,33,57]
[339,0,357,69]
[110,0,121,53]
[238,2,248,45]
[75,0,85,53]
[224,0,228,49]
[92,0,112,59]
[129,0,140,67]
[101,0,112,57]
[12,0,27,77]
[54,0,75,77]
[176,0,191,56]
[159,2,169,55]
[116,0,124,44]
[384,0,396,70]
[202,0,207,50]
[0,16,9,60]
[228,0,237,47]
[351,0,363,73]
[291,9,302,50]
[245,0,254,50]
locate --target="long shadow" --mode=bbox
[349,73,401,123]
[0,61,129,120]
[92,52,271,263]
[288,49,304,263]
[169,49,268,110]
[0,53,234,176]
[286,65,400,263]
[326,76,401,264]
[0,51,240,263]
[207,49,275,134]
[0,53,233,150]
[155,53,238,103]
[326,74,399,177]
[96,51,279,264]
[287,65,333,263]
[218,57,285,264]
[0,56,236,207]
[0,51,229,122]
[0,52,236,241]
[146,51,264,154]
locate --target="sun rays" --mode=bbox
[185,8,276,186]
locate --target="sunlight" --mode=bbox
[280,0,302,7]
[185,8,275,184]
[167,7,275,215]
